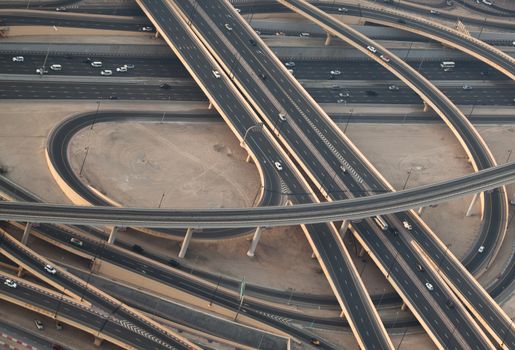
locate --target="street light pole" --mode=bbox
[240,123,263,147]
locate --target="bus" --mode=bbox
[440,61,455,70]
[373,215,389,231]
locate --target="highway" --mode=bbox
[1,80,514,105]
[277,0,513,348]
[137,1,393,348]
[0,231,199,350]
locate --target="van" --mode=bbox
[278,113,286,121]
[373,216,388,231]
[50,64,62,71]
[132,244,144,253]
[440,61,455,70]
[91,61,102,68]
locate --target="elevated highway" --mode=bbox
[277,0,513,348]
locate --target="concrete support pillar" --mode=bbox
[417,207,424,215]
[358,247,365,257]
[324,32,332,46]
[21,222,32,245]
[245,153,252,163]
[93,337,103,347]
[423,101,430,112]
[208,101,213,110]
[311,252,316,259]
[107,226,118,244]
[178,228,194,258]
[17,266,24,278]
[340,310,345,317]
[154,31,160,39]
[401,302,407,311]
[246,226,263,257]
[510,193,515,205]
[466,193,479,217]
[339,219,349,236]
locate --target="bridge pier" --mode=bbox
[311,251,316,259]
[21,222,32,245]
[208,101,213,110]
[324,32,332,46]
[154,31,160,39]
[401,302,407,311]
[107,226,118,244]
[339,219,349,237]
[417,207,424,215]
[466,193,479,217]
[17,266,25,277]
[423,101,430,112]
[358,247,365,257]
[246,226,263,257]
[245,153,253,163]
[178,228,194,258]
[510,193,515,205]
[93,337,103,347]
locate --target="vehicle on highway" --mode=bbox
[425,282,434,291]
[380,55,390,63]
[287,69,294,75]
[366,45,377,53]
[132,244,144,253]
[44,264,57,274]
[299,32,310,37]
[109,96,118,100]
[388,85,399,91]
[212,70,221,79]
[403,220,412,230]
[224,23,233,31]
[124,64,135,69]
[100,70,112,76]
[417,264,424,272]
[430,10,439,15]
[338,7,349,13]
[336,99,346,104]
[34,320,44,330]
[259,73,267,80]
[70,237,83,247]
[116,66,128,73]
[275,31,285,36]
[284,61,295,67]
[235,8,241,13]
[12,56,24,62]
[160,83,171,89]
[278,113,287,121]
[310,338,321,346]
[446,300,455,308]
[35,68,48,75]
[330,70,341,75]
[478,245,485,253]
[340,165,347,173]
[462,85,472,90]
[249,38,257,46]
[338,92,350,97]
[365,90,378,96]
[55,6,66,11]
[440,61,455,71]
[482,0,492,5]
[50,64,62,71]
[168,259,181,268]
[373,215,389,231]
[4,279,16,288]
[91,61,102,68]
[274,161,283,171]
[55,321,63,330]
[141,26,153,32]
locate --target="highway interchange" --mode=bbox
[0,0,514,349]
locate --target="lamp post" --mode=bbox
[240,123,264,147]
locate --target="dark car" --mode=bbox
[52,345,64,350]
[168,259,181,268]
[365,90,378,96]
[259,73,267,80]
[82,57,92,63]
[132,244,144,253]
[160,83,171,89]
[108,95,118,100]
[249,38,257,46]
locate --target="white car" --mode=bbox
[388,85,399,91]
[141,26,153,32]
[339,92,350,97]
[380,55,390,62]
[403,220,412,230]
[278,113,286,121]
[274,161,283,171]
[44,264,56,274]
[36,68,48,75]
[91,61,102,68]
[116,66,128,72]
[4,279,17,288]
[235,8,241,13]
[50,64,62,71]
[330,70,341,75]
[224,23,233,31]
[212,70,221,79]
[285,61,295,67]
[366,45,377,53]
[12,56,24,62]
[425,282,434,291]
[482,0,492,5]
[338,7,349,13]
[478,245,485,253]
[124,64,135,69]
[299,32,310,37]
[100,70,112,76]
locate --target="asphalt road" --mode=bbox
[2,53,510,81]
